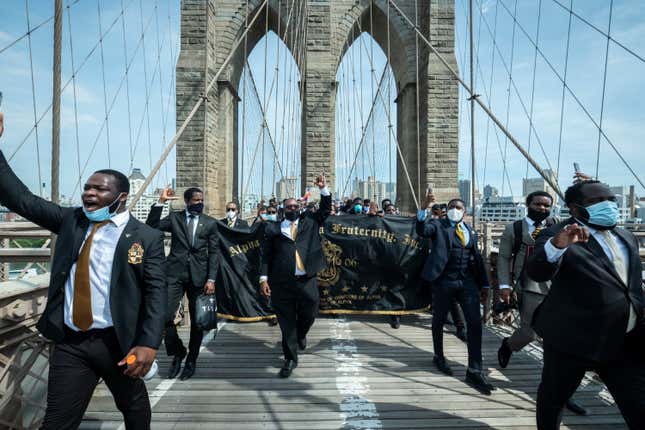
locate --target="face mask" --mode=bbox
[266,214,277,222]
[447,208,464,223]
[187,202,204,215]
[284,210,298,221]
[83,193,123,222]
[260,213,268,221]
[354,204,363,213]
[226,210,236,220]
[579,200,618,229]
[527,208,549,223]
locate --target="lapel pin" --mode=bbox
[125,233,132,238]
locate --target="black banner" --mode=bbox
[215,215,431,321]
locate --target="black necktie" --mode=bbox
[188,214,196,246]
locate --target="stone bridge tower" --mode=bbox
[176,0,459,216]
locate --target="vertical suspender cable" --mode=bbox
[556,0,572,184]
[524,0,542,179]
[241,0,249,211]
[595,0,613,179]
[51,0,62,205]
[97,1,112,168]
[25,0,44,197]
[414,0,421,204]
[469,0,476,229]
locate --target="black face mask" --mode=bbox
[527,208,549,223]
[284,210,299,221]
[187,202,204,215]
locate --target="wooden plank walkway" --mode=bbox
[81,314,626,429]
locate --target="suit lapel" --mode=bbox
[110,217,140,292]
[584,235,625,286]
[523,220,535,245]
[72,216,90,260]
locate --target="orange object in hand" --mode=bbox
[126,354,136,365]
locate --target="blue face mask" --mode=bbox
[354,204,363,213]
[266,214,277,222]
[82,194,123,222]
[583,200,619,228]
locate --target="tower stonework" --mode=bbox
[176,0,459,216]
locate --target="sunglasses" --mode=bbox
[285,205,298,210]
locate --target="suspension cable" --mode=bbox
[595,0,613,179]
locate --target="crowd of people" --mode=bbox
[0,110,644,429]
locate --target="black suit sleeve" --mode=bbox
[0,150,68,233]
[471,231,490,288]
[145,204,172,232]
[312,192,332,225]
[136,230,167,349]
[416,217,439,239]
[526,227,562,283]
[207,222,220,282]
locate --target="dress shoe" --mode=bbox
[465,370,493,395]
[279,359,298,378]
[565,398,588,416]
[455,327,467,342]
[166,352,186,379]
[298,338,307,351]
[498,337,512,368]
[179,361,196,381]
[389,315,401,329]
[433,356,453,376]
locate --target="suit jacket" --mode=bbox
[526,218,645,362]
[146,206,220,288]
[0,151,166,354]
[260,193,332,286]
[498,219,551,295]
[415,218,489,288]
[220,217,249,229]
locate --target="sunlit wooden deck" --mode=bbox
[81,314,626,429]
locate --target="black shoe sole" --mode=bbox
[465,379,492,396]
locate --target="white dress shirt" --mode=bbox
[260,187,330,282]
[544,224,636,332]
[185,210,199,242]
[64,210,130,331]
[499,216,547,290]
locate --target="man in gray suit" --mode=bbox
[496,190,586,415]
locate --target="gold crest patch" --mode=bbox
[128,242,144,264]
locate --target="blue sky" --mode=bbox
[1,0,643,204]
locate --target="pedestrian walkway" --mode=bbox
[81,314,626,429]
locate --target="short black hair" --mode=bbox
[564,180,601,205]
[93,169,130,193]
[526,190,553,206]
[381,198,391,207]
[353,197,363,204]
[448,198,465,207]
[184,187,203,201]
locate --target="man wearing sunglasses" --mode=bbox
[259,174,331,377]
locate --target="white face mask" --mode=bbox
[226,210,236,219]
[447,208,464,223]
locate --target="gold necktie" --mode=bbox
[228,219,234,228]
[455,223,467,246]
[291,222,305,272]
[532,225,543,240]
[599,230,628,285]
[73,220,110,331]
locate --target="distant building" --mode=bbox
[483,185,498,200]
[126,168,168,222]
[276,177,299,201]
[523,169,559,204]
[479,196,525,223]
[242,194,260,215]
[357,176,387,207]
[458,179,472,210]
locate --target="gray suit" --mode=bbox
[498,217,553,351]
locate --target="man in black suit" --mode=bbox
[259,174,331,377]
[221,201,249,229]
[146,186,220,380]
[416,189,495,395]
[526,180,645,429]
[0,112,166,429]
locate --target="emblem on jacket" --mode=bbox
[128,242,144,264]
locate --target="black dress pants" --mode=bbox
[537,342,645,430]
[431,278,483,372]
[271,276,320,362]
[41,327,150,430]
[164,277,204,363]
